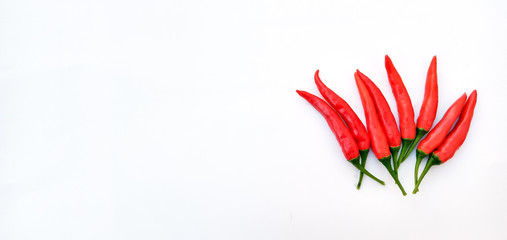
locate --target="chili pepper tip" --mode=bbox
[384,54,393,69]
[314,70,320,81]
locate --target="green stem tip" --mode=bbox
[379,156,407,196]
[356,149,369,189]
[350,157,385,186]
[414,149,429,185]
[412,154,440,194]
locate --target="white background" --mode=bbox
[1,0,506,239]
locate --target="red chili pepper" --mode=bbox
[413,90,477,194]
[314,70,371,189]
[355,73,406,195]
[296,90,385,185]
[384,55,416,168]
[414,93,467,184]
[356,70,402,172]
[400,56,439,162]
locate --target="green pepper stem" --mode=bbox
[390,147,400,174]
[397,138,413,171]
[414,150,428,185]
[356,150,369,189]
[400,129,427,163]
[350,158,385,186]
[379,157,407,196]
[412,156,436,194]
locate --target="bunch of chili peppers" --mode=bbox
[297,56,477,195]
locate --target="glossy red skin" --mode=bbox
[354,73,391,159]
[314,70,370,151]
[385,55,416,139]
[433,90,477,163]
[418,93,467,154]
[297,90,360,160]
[417,56,439,131]
[356,70,401,148]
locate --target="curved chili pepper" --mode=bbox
[356,70,402,172]
[414,93,467,185]
[385,55,416,168]
[296,90,384,185]
[355,73,406,195]
[314,70,370,189]
[413,90,477,194]
[400,56,438,162]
